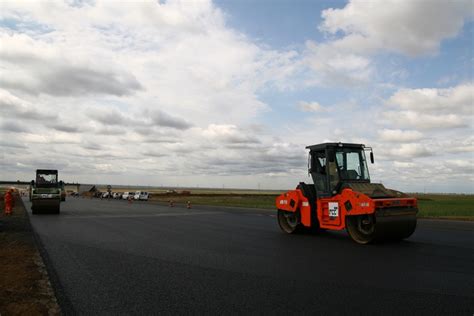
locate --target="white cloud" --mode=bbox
[444,159,474,173]
[320,0,473,56]
[381,83,473,130]
[91,107,130,126]
[370,156,473,193]
[383,111,467,130]
[298,101,326,112]
[0,0,297,126]
[0,0,307,188]
[149,110,193,130]
[0,120,30,133]
[379,129,423,142]
[17,131,81,145]
[388,83,473,114]
[393,161,416,168]
[445,138,474,154]
[50,123,80,133]
[0,89,57,120]
[367,82,473,192]
[0,33,143,97]
[302,0,473,89]
[388,143,433,158]
[202,124,260,144]
[303,41,373,87]
[371,83,473,189]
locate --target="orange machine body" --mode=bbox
[276,188,417,231]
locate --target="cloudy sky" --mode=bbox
[0,0,473,193]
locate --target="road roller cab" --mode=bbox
[30,169,62,214]
[276,143,418,244]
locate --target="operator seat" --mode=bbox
[346,170,359,180]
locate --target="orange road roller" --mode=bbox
[276,143,417,244]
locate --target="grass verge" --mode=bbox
[150,192,473,219]
[414,194,474,218]
[151,194,277,209]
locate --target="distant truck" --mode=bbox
[30,169,63,214]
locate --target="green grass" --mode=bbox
[151,195,278,209]
[152,192,474,219]
[414,194,474,218]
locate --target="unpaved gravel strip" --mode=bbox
[0,194,61,316]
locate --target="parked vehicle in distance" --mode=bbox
[102,192,110,198]
[113,192,122,199]
[122,192,132,200]
[134,191,149,201]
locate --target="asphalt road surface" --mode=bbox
[23,197,474,315]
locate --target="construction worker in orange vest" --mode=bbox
[4,189,13,216]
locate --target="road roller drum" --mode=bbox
[32,199,61,214]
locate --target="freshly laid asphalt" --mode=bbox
[23,197,474,315]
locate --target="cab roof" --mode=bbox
[305,142,365,151]
[36,169,58,174]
